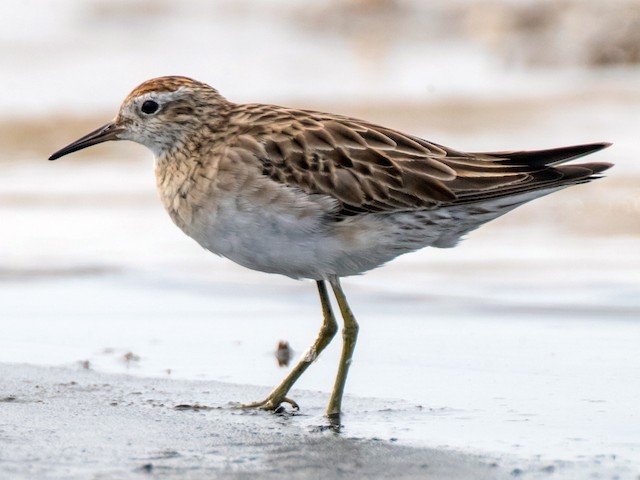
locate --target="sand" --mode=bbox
[2,363,515,480]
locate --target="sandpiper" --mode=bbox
[49,76,612,421]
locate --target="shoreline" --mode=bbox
[1,362,514,480]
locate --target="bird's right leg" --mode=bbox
[239,280,338,411]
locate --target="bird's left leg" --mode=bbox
[325,275,359,421]
[240,280,338,411]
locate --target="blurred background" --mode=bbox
[0,0,639,458]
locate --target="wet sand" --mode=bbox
[2,363,516,480]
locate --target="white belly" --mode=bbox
[179,199,460,280]
[193,198,339,279]
[169,187,429,280]
[159,161,538,280]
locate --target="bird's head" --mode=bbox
[49,76,229,160]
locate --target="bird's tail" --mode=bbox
[481,142,612,168]
[430,142,613,247]
[450,142,613,206]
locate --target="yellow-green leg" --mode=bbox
[326,276,359,420]
[240,280,338,411]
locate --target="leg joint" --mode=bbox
[323,321,339,339]
[342,323,359,339]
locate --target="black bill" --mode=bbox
[49,122,122,161]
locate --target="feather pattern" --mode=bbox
[222,104,610,218]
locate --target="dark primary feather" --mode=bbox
[481,143,611,168]
[228,104,612,216]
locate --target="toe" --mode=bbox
[238,396,299,412]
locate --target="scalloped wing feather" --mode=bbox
[226,105,611,217]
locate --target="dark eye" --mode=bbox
[141,100,160,115]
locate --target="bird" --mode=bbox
[49,76,612,421]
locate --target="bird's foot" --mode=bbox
[238,396,299,412]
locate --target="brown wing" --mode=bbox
[227,104,611,216]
